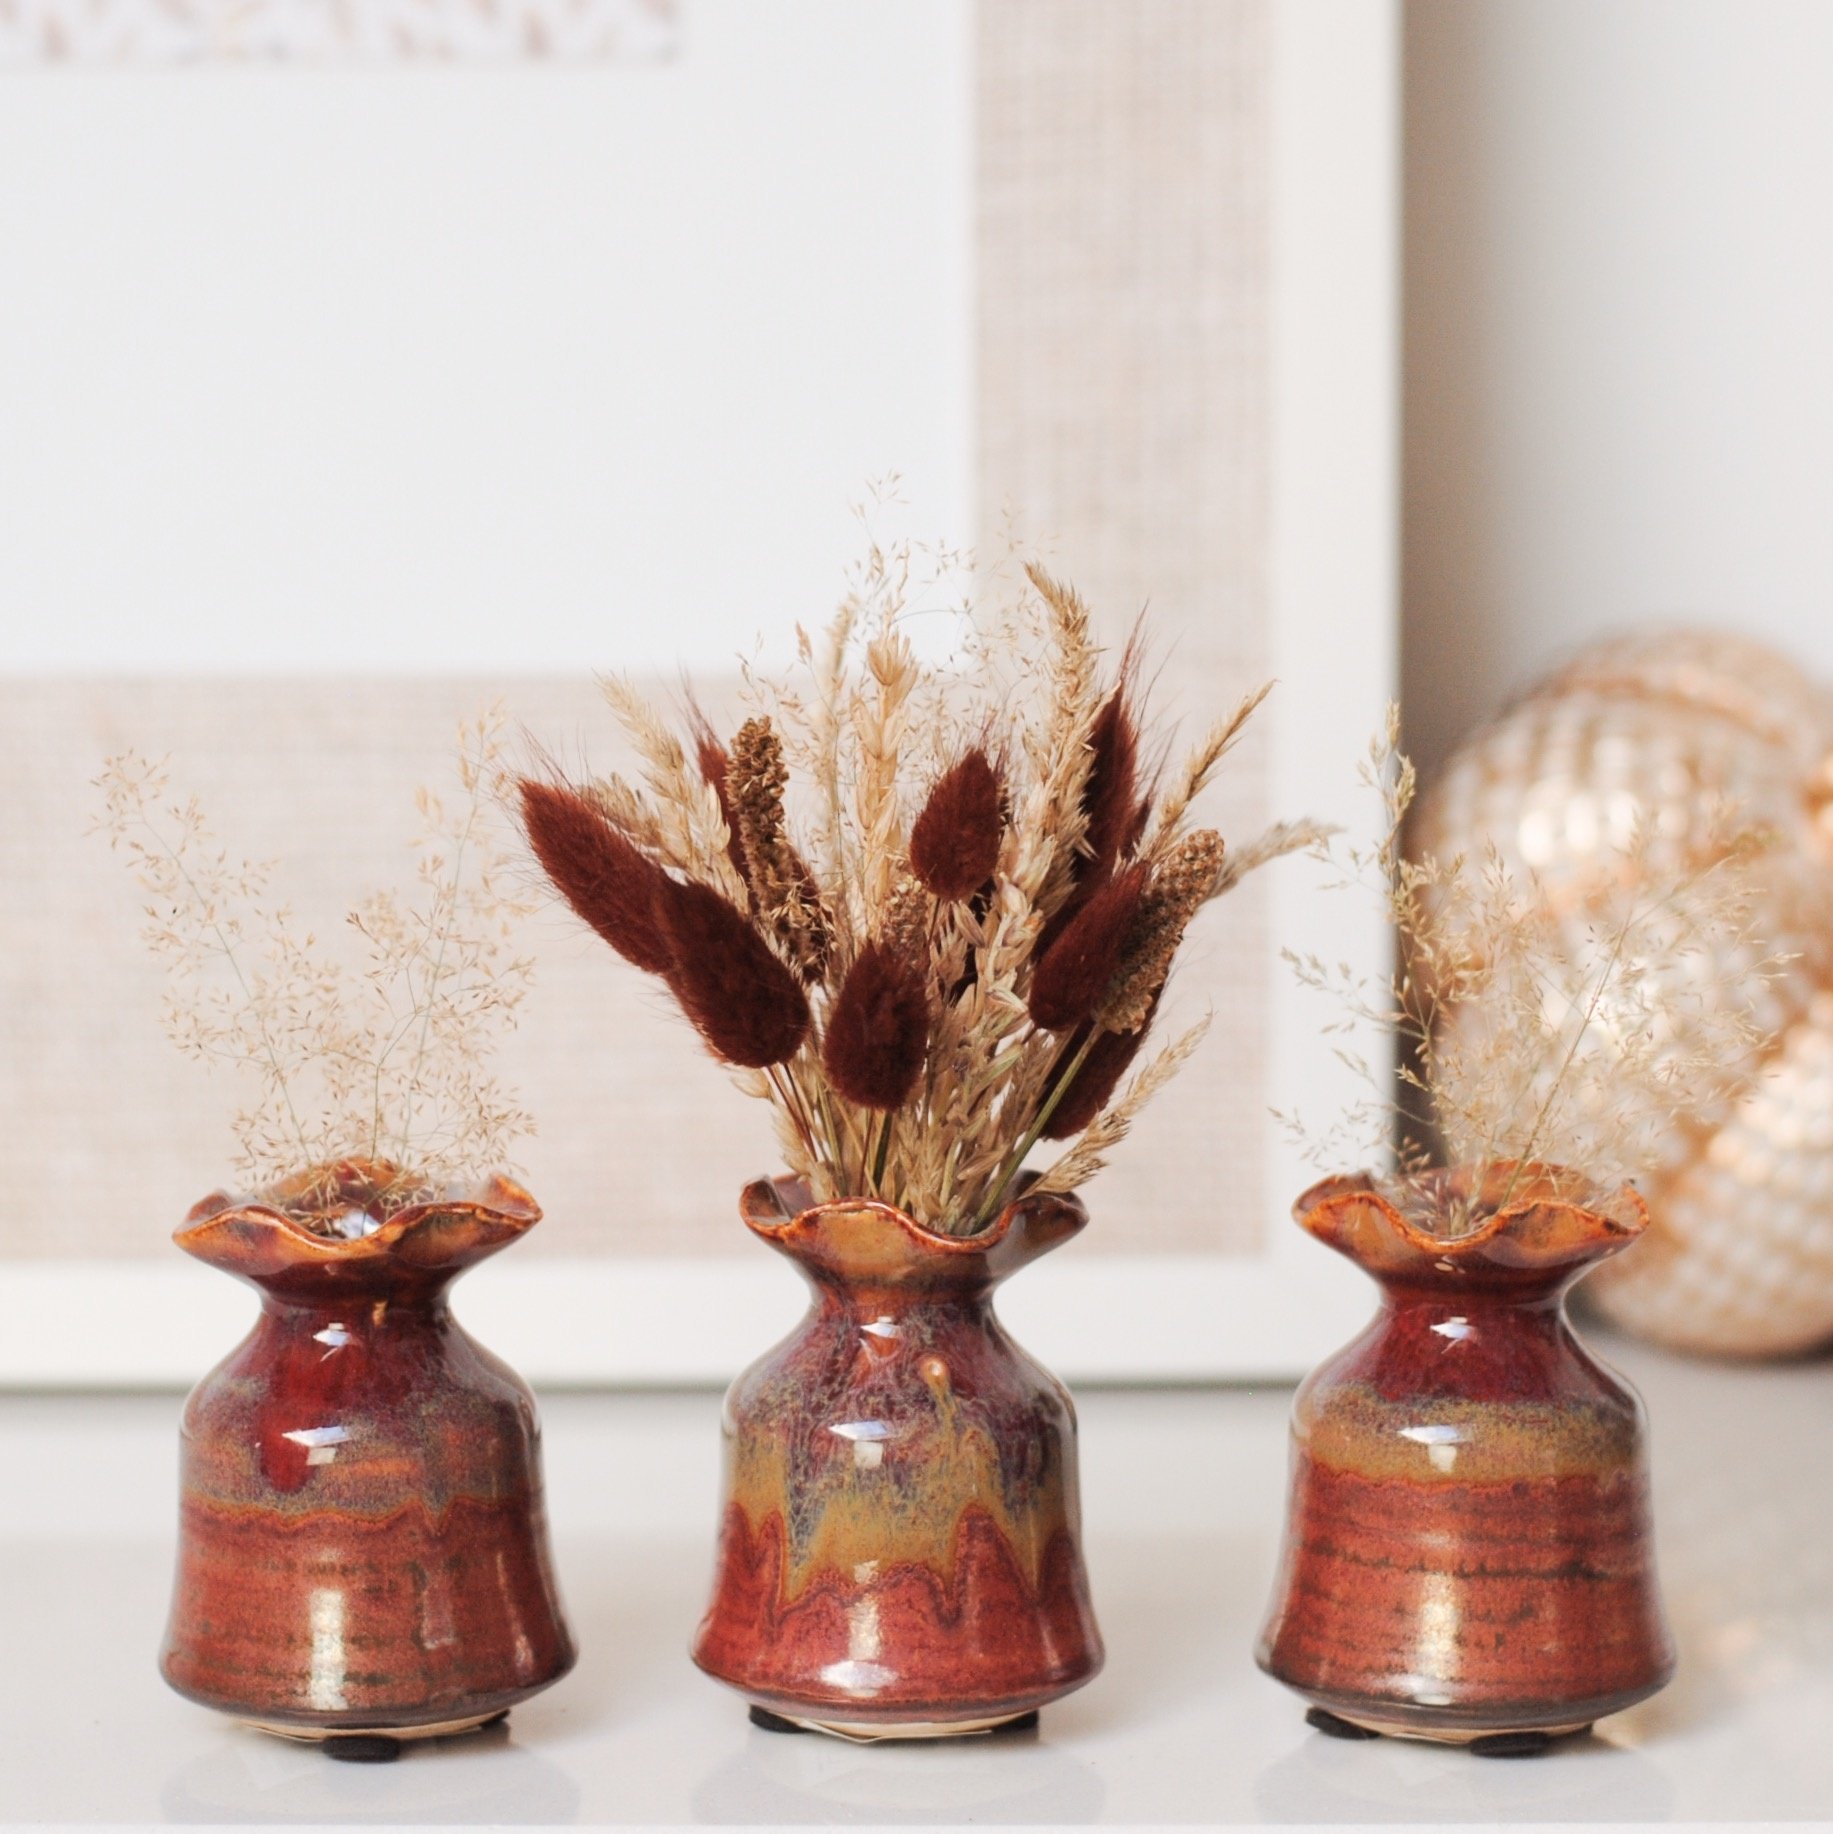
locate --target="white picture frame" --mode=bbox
[0,0,1394,1386]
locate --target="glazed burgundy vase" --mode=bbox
[160,1161,576,1744]
[692,1177,1104,1737]
[1257,1163,1676,1745]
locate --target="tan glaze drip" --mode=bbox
[723,1379,1075,1600]
[1258,1163,1675,1747]
[692,1178,1103,1735]
[160,1160,575,1739]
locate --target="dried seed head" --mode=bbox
[1100,829,1225,1033]
[910,748,1004,902]
[1041,1002,1158,1139]
[1028,863,1148,1032]
[653,877,811,1067]
[881,873,931,965]
[519,778,674,974]
[728,715,831,980]
[822,938,931,1111]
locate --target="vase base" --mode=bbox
[748,1703,1040,1744]
[243,1708,510,1751]
[1305,1705,1591,1752]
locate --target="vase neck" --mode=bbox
[1377,1280,1572,1326]
[254,1276,456,1327]
[800,1266,996,1319]
[1376,1269,1580,1313]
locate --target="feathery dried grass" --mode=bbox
[97,712,535,1220]
[1276,705,1787,1231]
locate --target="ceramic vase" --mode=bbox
[160,1161,576,1751]
[1257,1163,1675,1751]
[692,1177,1104,1739]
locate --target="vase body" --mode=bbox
[1258,1164,1675,1742]
[160,1164,576,1739]
[692,1177,1104,1735]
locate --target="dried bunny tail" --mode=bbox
[1100,830,1226,1033]
[822,938,931,1112]
[1081,667,1145,880]
[1027,862,1149,1032]
[1031,637,1150,955]
[518,778,675,975]
[1039,999,1160,1140]
[653,877,810,1067]
[910,747,1004,902]
[1032,1014,1212,1191]
[729,715,831,980]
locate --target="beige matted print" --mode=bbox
[0,0,676,63]
[0,0,1400,1380]
[0,2,1275,1269]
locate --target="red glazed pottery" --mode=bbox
[1258,1163,1676,1748]
[692,1177,1104,1738]
[160,1161,576,1747]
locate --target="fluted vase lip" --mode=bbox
[1295,1160,1648,1284]
[175,1158,541,1292]
[739,1173,1088,1286]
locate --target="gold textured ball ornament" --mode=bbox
[1414,631,1833,1358]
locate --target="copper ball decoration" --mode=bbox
[1414,631,1833,1358]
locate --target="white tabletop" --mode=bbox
[1,1332,1828,1829]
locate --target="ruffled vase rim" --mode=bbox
[175,1159,540,1279]
[1295,1160,1648,1276]
[739,1173,1087,1280]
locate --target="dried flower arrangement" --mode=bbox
[520,543,1323,1237]
[1278,706,1784,1231]
[96,711,534,1230]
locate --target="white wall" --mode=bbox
[0,0,972,673]
[1405,0,1833,773]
